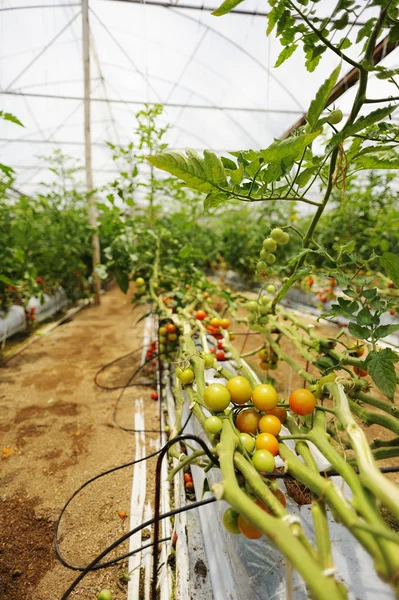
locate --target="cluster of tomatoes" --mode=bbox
[348,343,369,377]
[201,377,317,539]
[184,469,194,493]
[159,323,180,362]
[316,277,336,305]
[246,291,274,325]
[25,305,36,323]
[257,346,278,371]
[256,228,290,278]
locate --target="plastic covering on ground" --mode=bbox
[182,342,395,600]
[0,288,68,340]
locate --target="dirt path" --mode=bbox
[0,285,160,600]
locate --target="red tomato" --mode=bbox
[216,350,226,361]
[151,391,159,401]
[166,323,176,333]
[196,310,206,321]
[217,340,224,350]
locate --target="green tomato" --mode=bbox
[327,109,343,124]
[266,284,276,294]
[260,296,270,306]
[98,591,112,600]
[266,254,276,265]
[252,449,275,473]
[137,285,146,294]
[246,301,258,312]
[270,228,286,243]
[262,237,277,252]
[159,344,166,353]
[247,313,256,323]
[159,335,167,344]
[176,367,195,384]
[202,353,216,369]
[259,249,269,261]
[160,353,167,361]
[204,384,231,412]
[279,232,290,245]
[204,416,223,434]
[259,316,269,324]
[239,432,255,452]
[222,508,241,534]
[136,277,145,287]
[259,305,269,316]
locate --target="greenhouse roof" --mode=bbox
[0,0,397,197]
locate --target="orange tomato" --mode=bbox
[289,388,316,415]
[237,500,268,539]
[220,318,230,329]
[255,432,279,456]
[259,414,281,436]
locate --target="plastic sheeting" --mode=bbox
[0,288,68,340]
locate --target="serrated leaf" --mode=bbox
[307,65,341,130]
[274,43,298,68]
[295,166,318,188]
[228,162,244,185]
[364,349,399,401]
[260,130,321,165]
[204,191,229,210]
[327,106,397,151]
[356,307,375,326]
[348,322,370,340]
[116,271,129,294]
[211,0,244,16]
[148,150,228,193]
[380,252,399,287]
[354,155,399,170]
[0,111,24,127]
[374,324,399,340]
[266,1,285,36]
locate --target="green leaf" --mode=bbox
[0,274,16,286]
[211,0,244,16]
[116,271,129,294]
[274,43,298,68]
[260,130,322,165]
[228,162,244,185]
[0,111,24,127]
[327,106,397,151]
[374,324,399,340]
[296,166,318,188]
[356,18,377,44]
[364,349,399,401]
[307,65,341,130]
[272,267,311,308]
[204,191,229,210]
[380,252,399,287]
[148,149,228,193]
[266,1,285,36]
[356,307,377,326]
[348,322,370,340]
[354,155,399,170]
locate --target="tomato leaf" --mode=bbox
[380,252,399,287]
[348,322,370,340]
[260,131,322,165]
[211,0,244,16]
[274,44,298,68]
[116,271,129,294]
[307,65,341,131]
[374,324,399,340]
[148,150,228,193]
[0,111,24,127]
[364,349,399,401]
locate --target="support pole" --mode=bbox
[82,0,101,305]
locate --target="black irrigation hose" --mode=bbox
[94,345,150,390]
[61,496,217,599]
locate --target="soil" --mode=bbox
[0,284,160,600]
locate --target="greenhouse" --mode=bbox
[1,1,399,599]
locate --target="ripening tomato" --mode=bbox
[216,350,226,361]
[255,433,279,456]
[184,473,192,483]
[259,361,271,370]
[166,323,176,334]
[259,414,281,436]
[349,343,365,358]
[289,388,316,415]
[274,489,287,508]
[204,383,231,411]
[196,310,206,321]
[265,407,287,423]
[210,317,221,328]
[252,384,278,411]
[159,326,167,336]
[258,348,269,361]
[353,366,368,377]
[226,376,252,405]
[136,277,145,287]
[168,333,178,342]
[237,500,268,539]
[235,409,260,435]
[222,507,240,534]
[220,318,230,329]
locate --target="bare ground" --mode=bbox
[0,284,160,600]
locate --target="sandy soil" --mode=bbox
[0,284,160,600]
